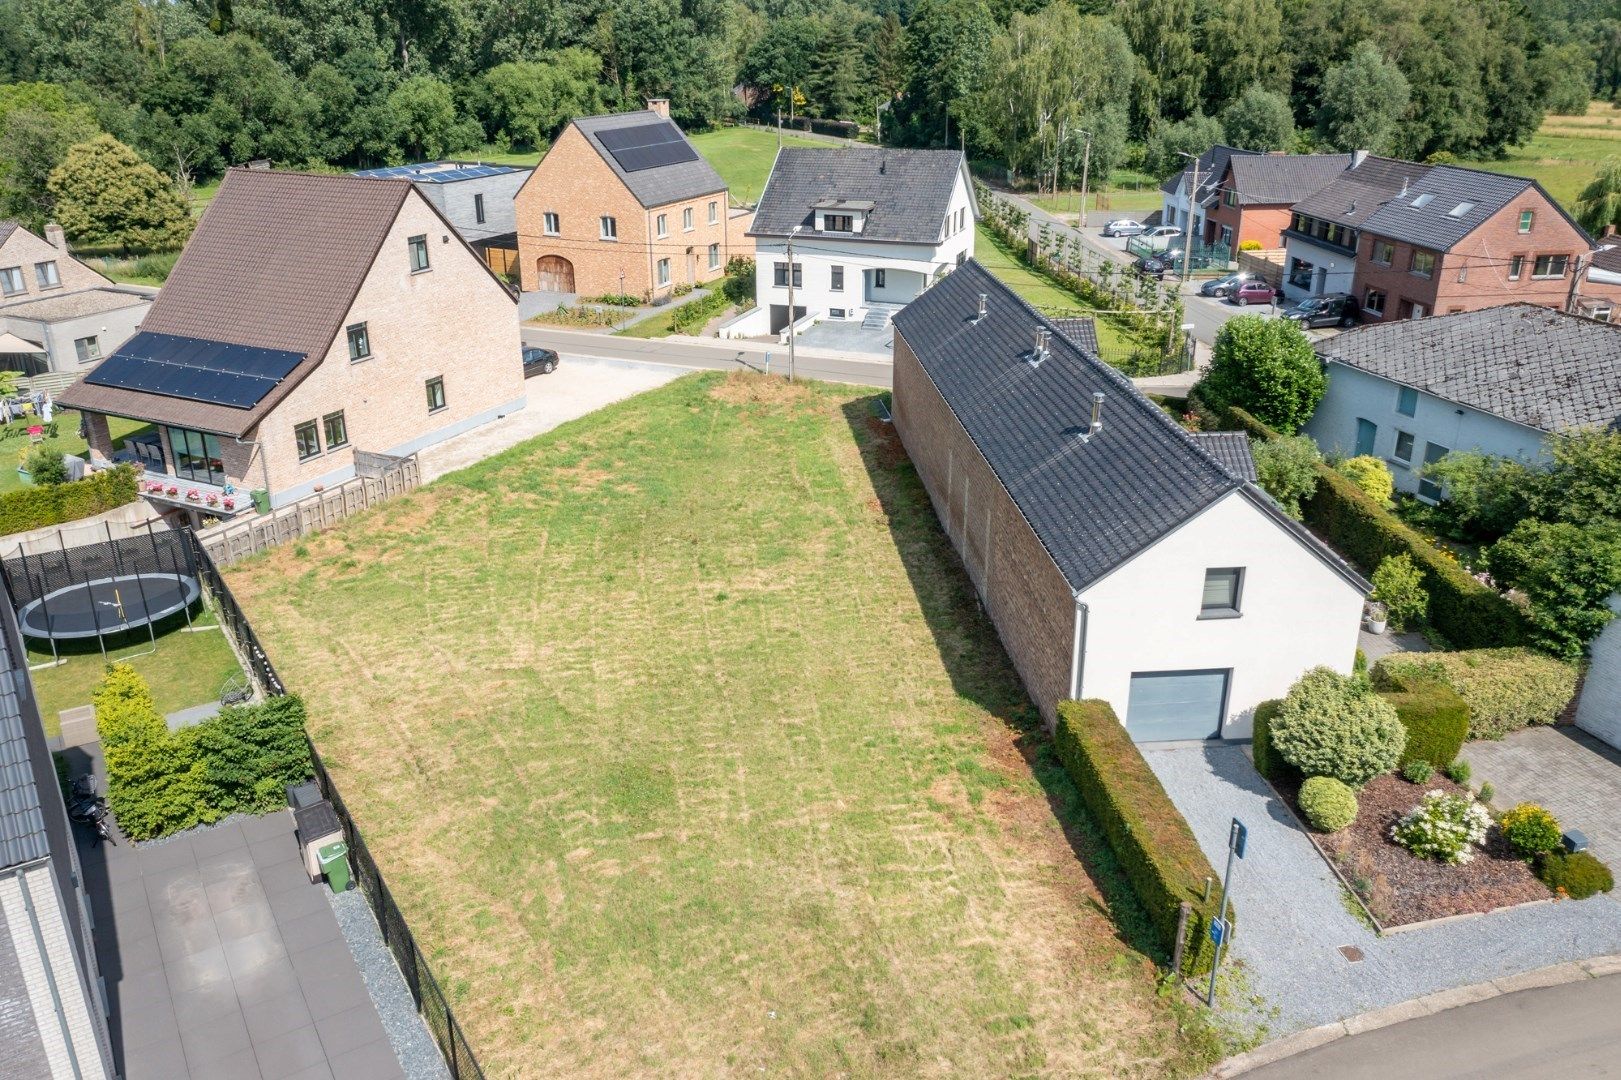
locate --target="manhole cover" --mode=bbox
[1339,945,1364,963]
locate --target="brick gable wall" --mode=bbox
[0,228,112,299]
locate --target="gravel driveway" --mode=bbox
[1143,744,1621,1038]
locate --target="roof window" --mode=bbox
[1411,193,1435,209]
[1447,202,1474,217]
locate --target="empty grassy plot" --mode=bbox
[689,126,826,204]
[1471,101,1621,207]
[228,373,1221,1078]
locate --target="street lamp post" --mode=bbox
[786,225,801,382]
[1076,129,1092,229]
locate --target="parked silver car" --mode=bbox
[1103,219,1147,237]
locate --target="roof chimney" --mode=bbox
[43,223,65,250]
[974,293,987,323]
[646,97,670,118]
[1028,326,1050,366]
[1400,176,1409,196]
[1351,149,1369,169]
[1077,392,1106,443]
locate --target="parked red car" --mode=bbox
[1229,281,1276,307]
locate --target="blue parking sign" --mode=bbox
[1208,918,1226,946]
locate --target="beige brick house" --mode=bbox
[514,103,748,300]
[0,221,153,378]
[59,168,523,513]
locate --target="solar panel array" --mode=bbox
[352,162,519,184]
[86,331,305,410]
[596,122,699,173]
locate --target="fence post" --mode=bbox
[1172,901,1191,977]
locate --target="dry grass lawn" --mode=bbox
[227,373,1221,1078]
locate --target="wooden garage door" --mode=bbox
[1126,670,1229,742]
[535,255,575,293]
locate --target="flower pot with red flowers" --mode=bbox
[205,493,220,507]
[166,485,179,497]
[185,489,201,502]
[222,497,236,511]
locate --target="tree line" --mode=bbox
[0,0,1610,243]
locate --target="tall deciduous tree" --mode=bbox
[1196,0,1287,116]
[1117,0,1202,131]
[1576,156,1621,239]
[47,135,191,251]
[0,83,100,229]
[1221,86,1294,151]
[1317,41,1410,155]
[475,52,608,149]
[892,0,994,147]
[387,75,480,160]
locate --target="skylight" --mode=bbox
[1411,193,1435,208]
[1448,202,1475,217]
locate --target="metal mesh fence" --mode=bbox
[182,529,285,697]
[0,522,195,612]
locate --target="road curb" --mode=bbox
[1206,953,1621,1077]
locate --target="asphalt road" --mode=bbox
[520,325,894,388]
[1243,974,1621,1079]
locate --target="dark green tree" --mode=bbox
[808,15,866,120]
[47,134,192,250]
[1221,86,1294,151]
[1317,40,1410,154]
[891,0,994,147]
[0,83,100,228]
[1195,315,1326,434]
[1196,0,1287,116]
[1117,0,1202,130]
[476,52,608,149]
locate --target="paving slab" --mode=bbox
[1464,726,1621,856]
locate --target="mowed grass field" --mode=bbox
[973,223,1140,354]
[1474,100,1621,207]
[227,373,1221,1078]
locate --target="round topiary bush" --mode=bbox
[1337,455,1395,507]
[1538,850,1615,899]
[1271,667,1407,787]
[1401,759,1434,784]
[1499,802,1563,857]
[1298,776,1358,832]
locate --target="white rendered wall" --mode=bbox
[1283,235,1357,297]
[1076,490,1364,738]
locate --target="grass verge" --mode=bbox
[974,223,1143,355]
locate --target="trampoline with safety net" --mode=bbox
[17,572,200,640]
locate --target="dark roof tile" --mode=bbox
[1226,154,1352,206]
[573,112,726,209]
[750,148,969,243]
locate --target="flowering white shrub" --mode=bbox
[1391,790,1491,864]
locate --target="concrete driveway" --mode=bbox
[1465,726,1621,858]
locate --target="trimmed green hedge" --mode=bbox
[1054,699,1227,977]
[1223,406,1527,650]
[1372,648,1578,740]
[1379,677,1470,769]
[0,463,139,536]
[1251,699,1299,785]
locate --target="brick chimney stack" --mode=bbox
[646,97,670,118]
[44,223,65,250]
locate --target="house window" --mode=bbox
[0,267,23,295]
[1200,568,1243,617]
[656,257,670,286]
[773,262,802,288]
[656,213,668,238]
[824,214,853,232]
[1409,249,1434,278]
[543,212,560,236]
[425,376,447,413]
[1397,386,1417,417]
[831,265,844,291]
[474,193,486,225]
[875,268,887,289]
[1355,418,1377,457]
[1363,288,1386,315]
[830,308,846,319]
[167,427,225,485]
[708,243,720,270]
[681,207,693,232]
[33,261,58,289]
[1519,209,1535,233]
[408,234,430,272]
[294,420,321,461]
[1418,442,1450,501]
[322,411,348,450]
[1223,188,1237,207]
[1371,240,1394,265]
[1509,255,1524,280]
[1532,254,1569,279]
[600,215,617,240]
[1393,430,1415,465]
[346,322,371,362]
[708,200,718,225]
[74,336,101,363]
[1594,305,1615,322]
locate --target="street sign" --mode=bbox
[1230,818,1247,860]
[1208,918,1226,947]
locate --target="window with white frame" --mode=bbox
[600,215,617,240]
[682,207,693,231]
[708,243,720,270]
[656,213,668,237]
[543,212,560,235]
[1509,255,1524,280]
[1519,209,1535,232]
[657,258,670,285]
[830,265,844,291]
[0,267,24,295]
[708,200,718,224]
[1532,254,1569,279]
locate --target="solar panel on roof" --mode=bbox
[597,122,698,173]
[85,331,305,410]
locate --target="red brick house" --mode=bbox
[1349,165,1600,321]
[1203,153,1351,251]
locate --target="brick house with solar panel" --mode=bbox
[58,168,524,515]
[513,103,746,300]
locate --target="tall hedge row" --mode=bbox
[1378,677,1470,769]
[0,463,139,536]
[1223,406,1527,650]
[1053,699,1228,977]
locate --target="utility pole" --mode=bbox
[776,108,782,149]
[1177,150,1200,287]
[875,100,881,144]
[1077,129,1093,230]
[1566,252,1588,315]
[786,226,801,382]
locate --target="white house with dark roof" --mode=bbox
[1158,144,1258,240]
[892,260,1367,740]
[1304,305,1621,499]
[734,147,976,337]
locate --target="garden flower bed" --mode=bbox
[1277,772,1547,927]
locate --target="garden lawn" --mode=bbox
[227,372,1223,1079]
[25,608,242,737]
[1470,101,1621,208]
[0,411,153,496]
[974,223,1138,355]
[689,126,826,204]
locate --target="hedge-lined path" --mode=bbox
[1465,726,1621,858]
[1144,743,1621,1040]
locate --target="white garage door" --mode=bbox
[1126,670,1229,742]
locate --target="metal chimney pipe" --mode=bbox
[1077,392,1106,442]
[976,293,987,321]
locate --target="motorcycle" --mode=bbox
[67,776,116,847]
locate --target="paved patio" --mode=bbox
[79,806,411,1079]
[1464,726,1621,857]
[794,318,893,356]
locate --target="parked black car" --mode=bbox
[1141,248,1216,278]
[522,346,560,377]
[1282,293,1359,328]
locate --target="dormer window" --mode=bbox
[824,213,853,232]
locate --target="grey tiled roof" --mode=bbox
[573,112,726,209]
[1049,317,1099,355]
[1317,304,1621,433]
[1358,165,1591,253]
[1159,144,1259,204]
[749,148,969,243]
[1190,432,1258,481]
[0,612,46,870]
[892,262,1359,591]
[1292,156,1431,228]
[0,222,19,248]
[1226,153,1352,206]
[0,286,149,322]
